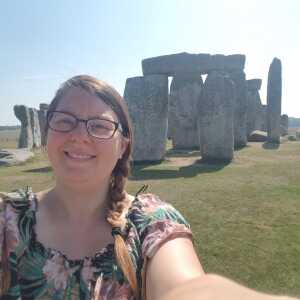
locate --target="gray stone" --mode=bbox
[288,135,297,141]
[38,103,49,146]
[39,103,49,111]
[142,53,245,76]
[168,73,203,149]
[124,75,168,162]
[247,130,267,142]
[280,114,289,136]
[0,148,34,166]
[267,57,282,143]
[14,105,34,149]
[230,70,248,148]
[247,79,262,91]
[246,79,264,136]
[261,105,268,131]
[29,108,42,148]
[198,71,235,162]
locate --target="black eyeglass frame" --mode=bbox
[46,110,124,140]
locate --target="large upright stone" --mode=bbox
[124,75,168,162]
[168,73,203,149]
[267,58,282,143]
[198,71,235,162]
[280,114,289,136]
[261,105,268,132]
[229,70,247,148]
[246,79,264,136]
[142,53,245,76]
[13,105,33,149]
[29,108,42,148]
[38,103,49,146]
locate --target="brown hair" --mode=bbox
[1,75,138,298]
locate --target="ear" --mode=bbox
[119,136,129,159]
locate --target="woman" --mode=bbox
[0,75,297,300]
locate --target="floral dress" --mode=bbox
[0,188,193,300]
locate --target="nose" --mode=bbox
[69,120,90,141]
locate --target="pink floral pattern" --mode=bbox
[142,219,192,258]
[0,190,192,299]
[0,197,19,258]
[43,252,77,291]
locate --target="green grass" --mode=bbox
[0,140,300,297]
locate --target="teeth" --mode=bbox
[67,152,94,159]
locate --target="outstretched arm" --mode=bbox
[161,274,299,300]
[146,237,298,300]
[145,237,205,300]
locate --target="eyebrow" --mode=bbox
[58,110,115,121]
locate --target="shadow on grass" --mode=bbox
[130,159,230,181]
[234,145,251,151]
[262,142,280,150]
[165,148,200,158]
[24,166,52,173]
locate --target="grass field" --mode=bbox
[0,131,300,297]
[0,128,20,148]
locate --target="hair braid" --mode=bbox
[106,158,138,298]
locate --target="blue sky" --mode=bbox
[1,0,299,125]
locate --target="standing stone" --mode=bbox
[280,114,289,136]
[261,104,267,131]
[246,79,264,136]
[168,73,203,149]
[38,103,49,146]
[13,105,33,149]
[124,75,168,162]
[267,57,282,143]
[29,108,42,148]
[229,70,247,148]
[142,53,246,76]
[198,71,235,162]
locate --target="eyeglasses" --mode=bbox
[47,111,124,140]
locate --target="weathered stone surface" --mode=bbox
[288,135,297,141]
[168,73,203,149]
[246,79,264,136]
[230,70,247,148]
[38,103,49,146]
[29,108,41,148]
[142,53,245,76]
[124,75,168,162]
[14,105,34,149]
[198,71,235,162]
[247,130,267,142]
[267,57,282,143]
[0,148,34,166]
[261,104,267,131]
[247,79,262,91]
[280,114,289,136]
[39,103,49,111]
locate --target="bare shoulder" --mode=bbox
[146,237,205,300]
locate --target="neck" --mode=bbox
[47,179,110,223]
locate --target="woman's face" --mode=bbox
[46,86,128,187]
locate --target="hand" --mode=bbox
[161,274,298,300]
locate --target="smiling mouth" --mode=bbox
[64,151,96,160]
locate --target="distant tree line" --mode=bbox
[289,117,300,128]
[0,125,21,131]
